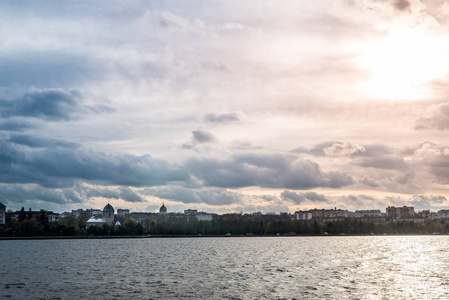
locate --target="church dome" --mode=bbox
[159,203,167,214]
[103,203,114,212]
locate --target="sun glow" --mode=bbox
[359,28,449,100]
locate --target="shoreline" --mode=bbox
[1,233,448,240]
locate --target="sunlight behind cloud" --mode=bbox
[358,28,449,100]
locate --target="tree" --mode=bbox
[39,210,49,231]
[19,207,26,222]
[136,222,144,235]
[28,208,32,221]
[124,218,137,235]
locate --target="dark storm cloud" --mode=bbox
[143,186,242,205]
[0,139,189,188]
[303,191,328,202]
[186,153,353,189]
[0,88,114,121]
[204,113,240,123]
[0,88,79,120]
[415,102,449,130]
[77,185,120,200]
[8,134,79,149]
[281,190,328,204]
[118,187,144,203]
[0,120,34,132]
[75,184,146,203]
[0,184,83,206]
[281,190,305,204]
[0,183,144,207]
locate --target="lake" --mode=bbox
[1,236,449,299]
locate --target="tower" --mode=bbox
[102,203,115,225]
[159,203,167,216]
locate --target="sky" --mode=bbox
[3,0,449,214]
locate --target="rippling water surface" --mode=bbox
[1,236,449,299]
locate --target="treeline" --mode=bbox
[3,212,449,237]
[146,218,449,235]
[5,208,79,237]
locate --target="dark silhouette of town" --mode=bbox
[1,202,448,238]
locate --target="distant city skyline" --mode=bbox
[2,1,449,214]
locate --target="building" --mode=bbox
[386,206,415,219]
[47,211,59,223]
[293,208,348,221]
[196,212,213,221]
[11,209,59,223]
[0,202,5,225]
[353,210,382,218]
[294,210,313,221]
[129,212,155,223]
[71,209,85,217]
[117,209,130,219]
[102,203,115,225]
[87,209,102,216]
[86,215,107,227]
[437,210,449,219]
[159,203,167,216]
[60,211,72,218]
[184,209,198,216]
[115,221,122,230]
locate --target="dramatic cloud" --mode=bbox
[0,183,83,206]
[8,134,79,149]
[0,120,34,132]
[143,186,242,205]
[0,139,189,188]
[0,88,113,121]
[186,153,353,189]
[2,1,449,212]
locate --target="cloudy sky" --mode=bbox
[3,0,449,213]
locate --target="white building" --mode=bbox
[86,216,107,227]
[196,212,213,221]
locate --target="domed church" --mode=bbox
[102,203,115,225]
[159,203,167,216]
